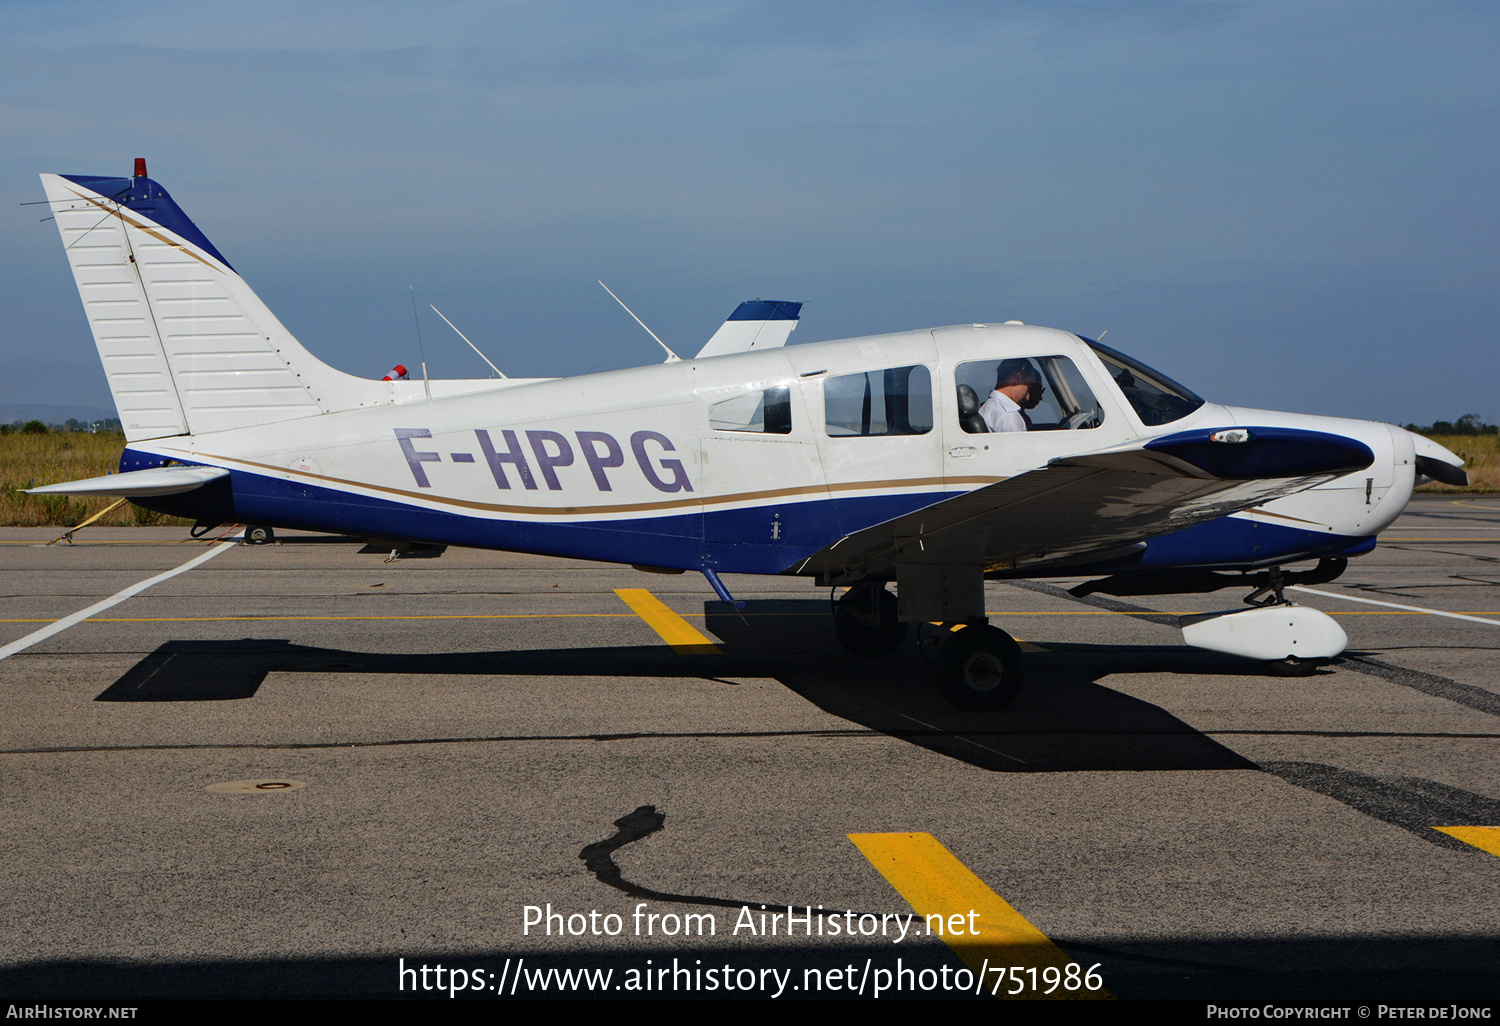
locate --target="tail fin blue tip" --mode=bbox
[59,174,233,271]
[728,300,800,321]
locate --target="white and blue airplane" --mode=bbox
[31,161,1469,709]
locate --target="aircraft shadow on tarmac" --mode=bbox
[94,598,1279,775]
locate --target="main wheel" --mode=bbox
[938,624,1024,710]
[244,525,275,545]
[1263,656,1320,677]
[833,585,908,657]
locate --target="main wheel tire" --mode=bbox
[938,624,1024,711]
[1263,656,1320,677]
[833,586,908,657]
[245,525,275,545]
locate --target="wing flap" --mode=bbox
[27,465,229,498]
[794,427,1374,579]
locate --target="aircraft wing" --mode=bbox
[27,465,229,498]
[792,426,1375,579]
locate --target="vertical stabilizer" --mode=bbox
[41,169,388,441]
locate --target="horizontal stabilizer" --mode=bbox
[696,300,801,359]
[28,465,228,497]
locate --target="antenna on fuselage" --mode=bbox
[430,305,507,378]
[597,281,681,363]
[409,286,432,400]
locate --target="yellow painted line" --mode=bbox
[0,613,638,624]
[1434,826,1500,857]
[848,832,1110,1000]
[2,610,1497,626]
[613,588,721,654]
[1004,631,1049,653]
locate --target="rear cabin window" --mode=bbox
[824,365,933,436]
[709,386,792,434]
[954,356,1104,433]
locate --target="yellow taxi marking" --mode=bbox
[613,588,722,654]
[1433,826,1500,857]
[847,832,1110,1000]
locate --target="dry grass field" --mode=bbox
[0,426,1493,529]
[0,431,186,527]
[1414,434,1499,493]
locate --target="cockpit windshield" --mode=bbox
[1081,337,1205,426]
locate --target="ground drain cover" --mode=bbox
[206,779,308,794]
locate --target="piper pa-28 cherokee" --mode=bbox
[32,161,1469,710]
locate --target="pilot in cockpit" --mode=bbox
[978,359,1044,433]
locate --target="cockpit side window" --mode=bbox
[1082,338,1205,426]
[824,365,933,436]
[954,356,1104,433]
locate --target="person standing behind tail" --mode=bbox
[978,359,1044,432]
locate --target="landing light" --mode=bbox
[1209,429,1252,444]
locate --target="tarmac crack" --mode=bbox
[1259,761,1500,850]
[579,804,858,915]
[1339,654,1500,718]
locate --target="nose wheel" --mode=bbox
[938,624,1025,710]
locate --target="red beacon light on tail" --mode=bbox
[133,158,147,178]
[382,365,409,381]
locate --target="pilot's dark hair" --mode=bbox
[995,359,1041,389]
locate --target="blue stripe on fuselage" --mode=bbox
[123,450,943,574]
[122,449,1373,575]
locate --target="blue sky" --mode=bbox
[3,0,1496,425]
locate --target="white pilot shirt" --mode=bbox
[978,389,1026,432]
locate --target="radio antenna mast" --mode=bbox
[430,305,507,378]
[409,286,432,400]
[597,281,681,363]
